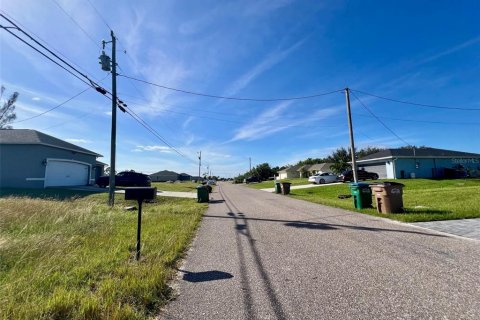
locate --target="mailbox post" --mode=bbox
[124,187,157,260]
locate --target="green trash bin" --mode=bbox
[197,185,209,203]
[349,182,372,209]
[275,182,282,194]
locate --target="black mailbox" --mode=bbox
[124,187,157,261]
[124,187,157,201]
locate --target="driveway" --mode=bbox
[260,182,342,192]
[161,182,480,319]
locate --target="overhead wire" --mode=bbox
[0,9,101,84]
[350,90,411,146]
[50,0,101,49]
[118,74,344,102]
[351,89,480,111]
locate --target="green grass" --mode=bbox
[287,178,480,222]
[151,181,199,192]
[0,192,207,319]
[246,178,310,189]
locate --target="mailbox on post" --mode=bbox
[124,187,157,261]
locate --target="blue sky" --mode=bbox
[1,0,479,177]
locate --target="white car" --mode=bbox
[308,172,338,184]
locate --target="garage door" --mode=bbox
[45,160,89,187]
[359,164,387,178]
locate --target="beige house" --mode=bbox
[306,163,334,175]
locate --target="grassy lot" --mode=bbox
[0,190,207,319]
[246,178,310,189]
[152,181,199,192]
[288,179,480,222]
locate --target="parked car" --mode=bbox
[243,176,259,183]
[308,172,338,184]
[338,169,379,182]
[96,171,151,188]
[207,180,216,186]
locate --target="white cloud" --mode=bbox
[32,97,41,101]
[65,138,92,144]
[133,145,173,153]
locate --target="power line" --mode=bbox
[85,0,113,31]
[0,10,101,84]
[0,25,92,87]
[351,89,480,111]
[351,90,411,146]
[118,74,343,101]
[11,87,91,124]
[50,0,101,49]
[353,112,480,126]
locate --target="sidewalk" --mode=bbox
[260,182,342,192]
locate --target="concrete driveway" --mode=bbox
[160,182,480,319]
[260,182,343,192]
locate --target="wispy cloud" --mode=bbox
[224,38,306,96]
[65,138,92,144]
[133,145,174,153]
[418,36,480,65]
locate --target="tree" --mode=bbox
[0,86,19,129]
[327,147,352,174]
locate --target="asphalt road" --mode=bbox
[160,182,480,320]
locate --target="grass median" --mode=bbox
[0,191,207,319]
[287,179,480,222]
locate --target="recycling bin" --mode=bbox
[275,182,282,194]
[281,182,291,195]
[348,182,372,209]
[196,185,209,203]
[370,182,405,213]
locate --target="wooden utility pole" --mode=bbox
[198,151,201,179]
[345,88,358,183]
[105,31,117,206]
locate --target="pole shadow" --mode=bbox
[177,269,234,283]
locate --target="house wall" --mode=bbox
[386,161,395,179]
[0,144,98,188]
[278,171,300,179]
[150,172,180,182]
[395,157,480,178]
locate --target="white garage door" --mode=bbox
[45,160,89,187]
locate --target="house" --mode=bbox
[304,163,334,176]
[178,173,191,181]
[0,129,104,188]
[356,147,480,179]
[297,165,311,178]
[149,170,180,182]
[277,165,301,179]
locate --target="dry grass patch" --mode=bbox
[0,193,207,319]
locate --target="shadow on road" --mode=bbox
[177,269,234,283]
[203,214,447,238]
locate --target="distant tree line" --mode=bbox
[233,145,427,182]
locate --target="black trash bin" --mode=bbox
[196,185,209,203]
[281,182,291,195]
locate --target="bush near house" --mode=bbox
[0,192,207,319]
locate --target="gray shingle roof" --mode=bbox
[149,170,179,176]
[357,147,480,162]
[0,129,101,156]
[278,164,302,173]
[307,163,334,171]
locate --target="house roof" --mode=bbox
[149,170,179,176]
[296,165,312,171]
[179,173,190,176]
[357,147,480,162]
[278,164,302,173]
[0,129,101,157]
[307,163,334,171]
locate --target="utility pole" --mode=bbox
[249,157,252,172]
[345,88,358,183]
[100,31,117,206]
[198,151,201,179]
